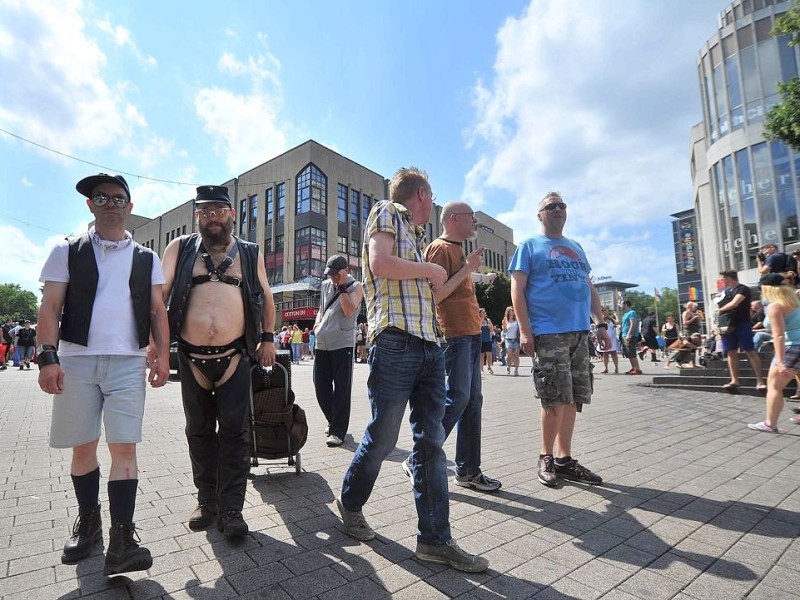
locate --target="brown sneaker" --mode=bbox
[415,538,489,572]
[537,454,557,487]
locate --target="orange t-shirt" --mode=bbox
[424,238,481,339]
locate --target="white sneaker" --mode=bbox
[326,434,343,446]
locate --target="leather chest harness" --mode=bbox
[192,242,242,288]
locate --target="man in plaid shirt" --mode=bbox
[336,167,488,573]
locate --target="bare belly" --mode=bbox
[181,282,246,347]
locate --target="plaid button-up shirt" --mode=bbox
[362,200,441,344]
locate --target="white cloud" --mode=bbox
[195,36,287,174]
[465,0,717,290]
[97,17,157,68]
[0,0,149,155]
[20,177,32,187]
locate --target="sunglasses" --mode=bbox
[539,202,567,212]
[196,207,231,219]
[91,193,130,208]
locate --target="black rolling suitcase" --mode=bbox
[248,350,307,474]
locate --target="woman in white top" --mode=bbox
[598,307,620,374]
[502,306,521,377]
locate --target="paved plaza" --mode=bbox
[1,356,800,599]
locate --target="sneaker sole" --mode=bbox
[415,550,489,573]
[556,473,603,485]
[103,553,153,575]
[454,478,502,492]
[537,476,558,488]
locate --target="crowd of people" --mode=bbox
[23,168,799,581]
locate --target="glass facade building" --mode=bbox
[693,0,799,299]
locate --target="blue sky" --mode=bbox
[1,0,725,299]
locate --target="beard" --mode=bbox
[199,217,234,249]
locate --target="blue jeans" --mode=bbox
[408,334,483,478]
[341,328,451,545]
[291,343,301,362]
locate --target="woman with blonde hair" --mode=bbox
[502,306,521,377]
[682,302,702,335]
[748,273,800,433]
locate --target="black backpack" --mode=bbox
[17,328,35,346]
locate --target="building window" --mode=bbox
[277,183,286,220]
[362,194,371,223]
[275,234,284,252]
[337,184,347,223]
[250,194,258,229]
[267,266,283,285]
[350,189,360,226]
[296,163,328,216]
[350,238,359,256]
[265,187,274,224]
[294,226,327,280]
[337,235,348,254]
[264,238,272,253]
[239,198,248,234]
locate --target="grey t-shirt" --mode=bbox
[315,275,362,351]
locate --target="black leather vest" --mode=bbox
[166,234,264,360]
[60,233,154,348]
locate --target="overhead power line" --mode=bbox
[0,127,284,189]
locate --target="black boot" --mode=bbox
[104,522,152,575]
[61,504,102,564]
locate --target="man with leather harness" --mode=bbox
[162,185,276,539]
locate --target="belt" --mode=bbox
[381,327,433,348]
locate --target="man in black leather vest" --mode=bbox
[37,173,170,575]
[162,185,275,539]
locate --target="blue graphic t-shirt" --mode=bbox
[620,309,640,338]
[508,234,591,335]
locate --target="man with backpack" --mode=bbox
[758,243,797,283]
[313,254,363,447]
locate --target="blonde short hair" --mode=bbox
[762,284,800,309]
[390,167,429,205]
[685,302,697,311]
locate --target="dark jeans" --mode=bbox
[407,334,483,477]
[178,351,251,511]
[313,347,354,439]
[341,328,451,545]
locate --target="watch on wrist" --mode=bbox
[37,344,57,355]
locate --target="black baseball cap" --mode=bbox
[76,173,131,200]
[759,273,786,287]
[324,254,348,276]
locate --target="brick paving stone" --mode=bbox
[3,359,800,598]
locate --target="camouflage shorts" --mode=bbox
[532,331,593,410]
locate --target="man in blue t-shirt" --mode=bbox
[620,300,642,374]
[509,192,610,488]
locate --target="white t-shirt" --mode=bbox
[39,231,165,356]
[505,320,520,340]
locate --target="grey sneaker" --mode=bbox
[335,496,375,541]
[454,472,501,492]
[400,458,414,487]
[415,538,489,572]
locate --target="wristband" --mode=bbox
[38,351,60,369]
[595,323,608,330]
[259,332,273,343]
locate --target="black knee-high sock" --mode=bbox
[108,480,138,524]
[71,467,100,510]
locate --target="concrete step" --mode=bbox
[640,382,767,397]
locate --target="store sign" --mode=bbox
[282,307,318,320]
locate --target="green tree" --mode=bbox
[765,3,800,150]
[0,283,39,323]
[475,273,511,326]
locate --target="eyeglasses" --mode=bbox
[91,193,129,208]
[539,202,567,212]
[196,207,231,219]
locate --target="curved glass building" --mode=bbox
[692,0,800,297]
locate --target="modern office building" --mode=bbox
[691,0,800,306]
[131,139,516,327]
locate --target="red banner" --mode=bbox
[282,307,318,320]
